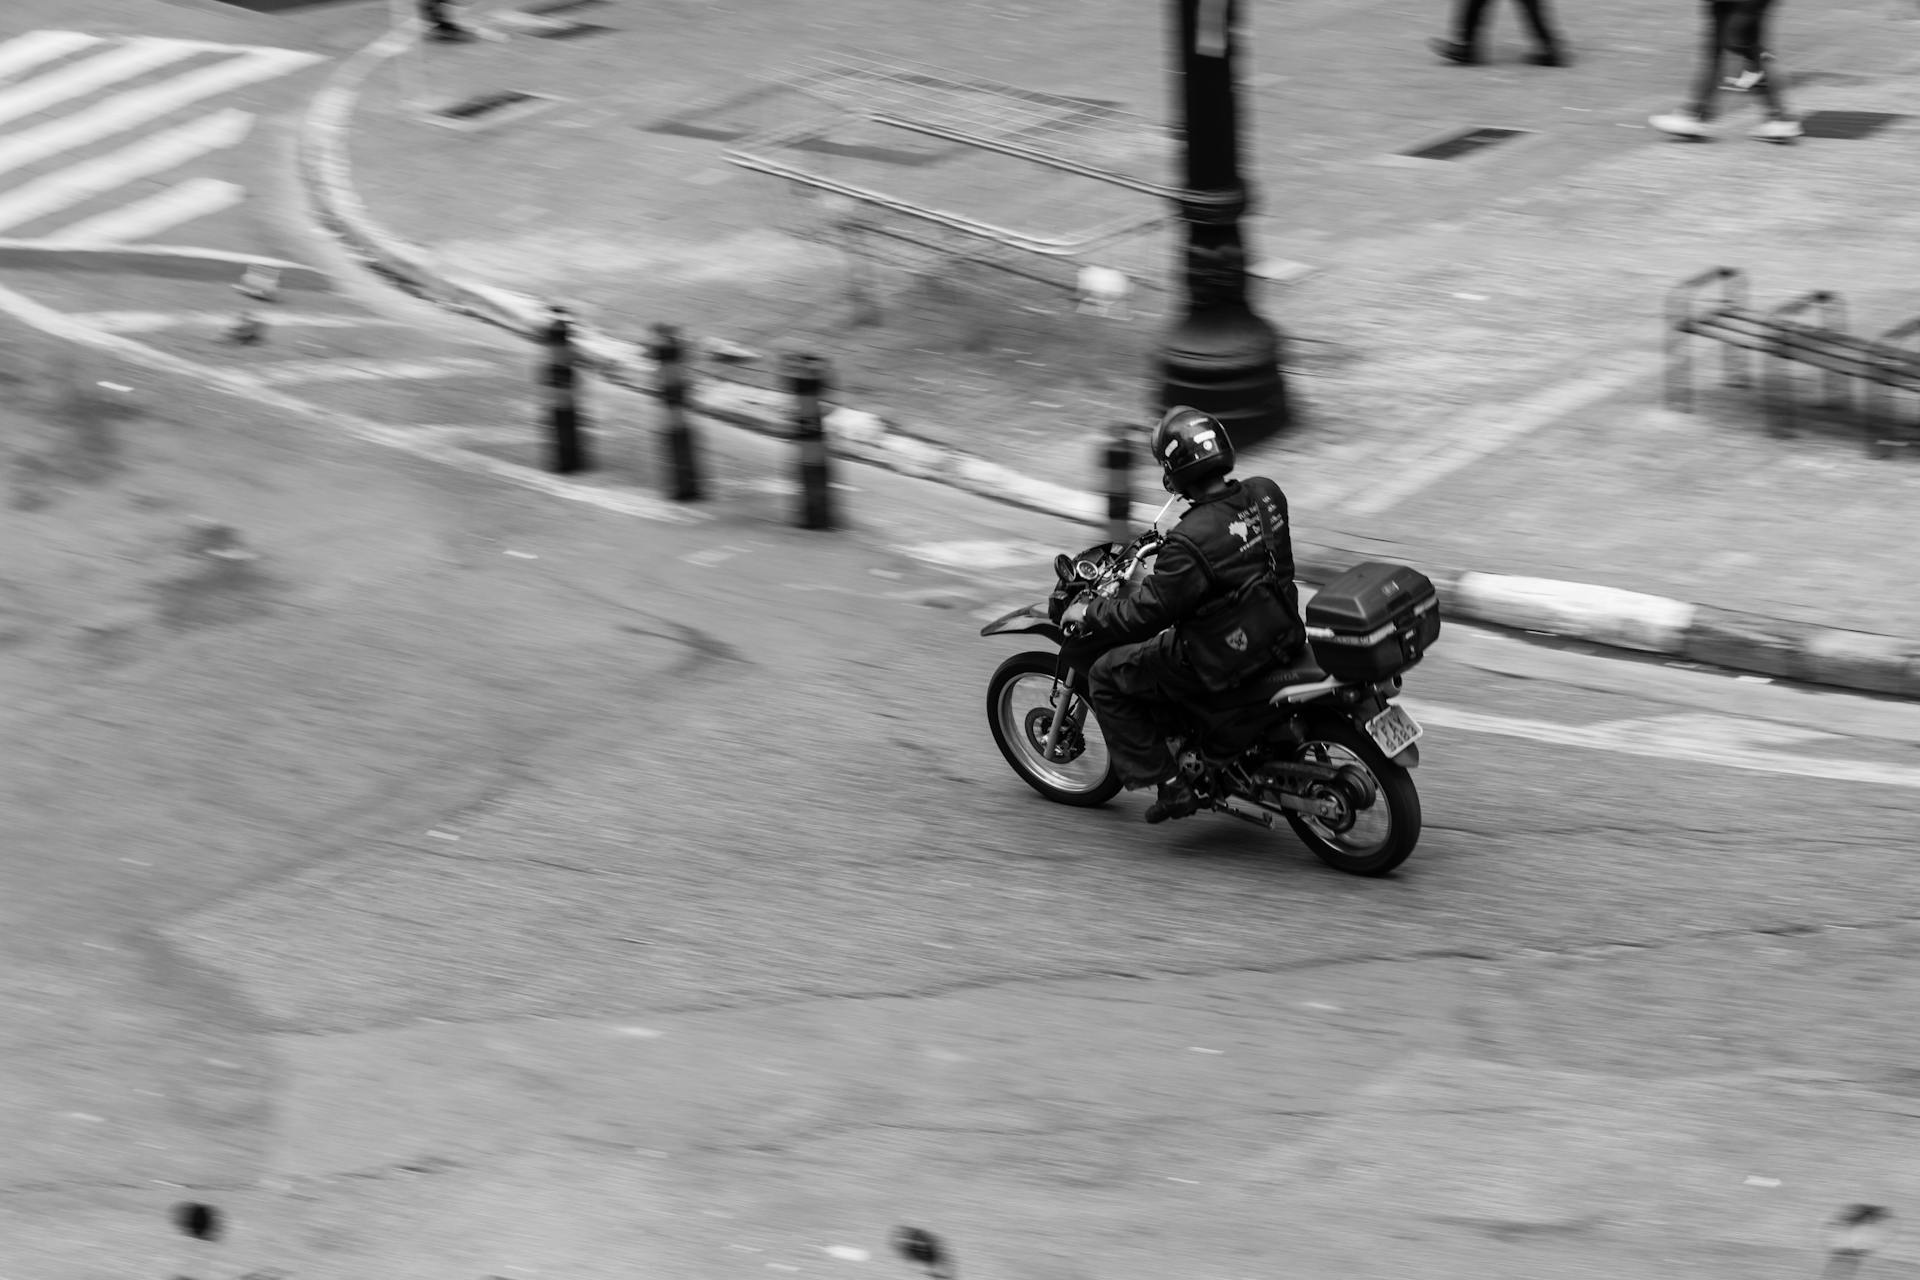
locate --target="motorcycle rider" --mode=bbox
[1057,407,1306,823]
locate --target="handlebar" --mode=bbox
[1053,528,1164,637]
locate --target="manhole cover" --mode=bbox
[1798,110,1904,139]
[1400,126,1530,162]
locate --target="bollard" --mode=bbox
[543,305,589,475]
[1101,422,1134,547]
[420,0,469,38]
[226,263,279,345]
[784,353,834,530]
[893,1226,955,1280]
[172,1201,221,1279]
[649,323,702,501]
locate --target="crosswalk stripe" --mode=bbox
[0,38,205,131]
[0,46,321,179]
[247,357,501,386]
[0,30,104,82]
[0,108,253,235]
[50,177,245,244]
[73,310,408,333]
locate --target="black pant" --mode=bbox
[1088,630,1212,790]
[1689,0,1788,120]
[1452,0,1562,54]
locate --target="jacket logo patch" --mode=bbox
[1226,627,1248,652]
[1228,517,1256,546]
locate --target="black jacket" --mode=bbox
[1083,476,1302,654]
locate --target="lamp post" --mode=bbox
[1156,0,1292,444]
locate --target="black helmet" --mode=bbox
[1151,406,1234,496]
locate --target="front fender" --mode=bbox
[979,603,1067,646]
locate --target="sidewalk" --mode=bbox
[315,0,1920,692]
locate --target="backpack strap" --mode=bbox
[1246,479,1281,582]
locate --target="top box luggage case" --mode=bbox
[1303,561,1442,682]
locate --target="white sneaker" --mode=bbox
[1751,116,1804,142]
[1649,110,1710,138]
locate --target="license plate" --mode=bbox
[1366,704,1423,757]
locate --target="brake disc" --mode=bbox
[1025,707,1083,762]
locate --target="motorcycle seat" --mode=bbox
[1256,655,1331,692]
[1195,654,1332,710]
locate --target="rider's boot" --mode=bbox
[1144,776,1200,824]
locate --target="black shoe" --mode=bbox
[1428,38,1480,65]
[1144,778,1200,825]
[1524,48,1568,67]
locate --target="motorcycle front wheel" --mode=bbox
[986,650,1122,807]
[1283,713,1422,877]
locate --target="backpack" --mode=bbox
[1178,483,1303,693]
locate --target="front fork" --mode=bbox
[1042,636,1109,761]
[1040,664,1086,762]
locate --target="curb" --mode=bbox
[292,30,1920,703]
[0,239,332,291]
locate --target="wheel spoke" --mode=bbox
[999,673,1112,794]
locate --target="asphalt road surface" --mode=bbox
[0,2,1915,1278]
[4,337,1919,1279]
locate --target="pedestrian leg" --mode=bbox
[1455,0,1492,49]
[1687,1,1737,120]
[1513,0,1566,61]
[1736,0,1792,118]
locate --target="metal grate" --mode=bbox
[643,83,789,143]
[530,21,613,38]
[723,54,1179,301]
[771,52,1177,197]
[431,90,561,131]
[1400,125,1530,162]
[200,0,361,9]
[1798,110,1905,140]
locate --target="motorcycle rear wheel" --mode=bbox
[1283,714,1421,877]
[986,650,1122,807]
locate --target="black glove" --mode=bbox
[1047,587,1076,625]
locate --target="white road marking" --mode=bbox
[1407,701,1920,789]
[0,38,205,131]
[0,30,103,81]
[1338,362,1646,516]
[1579,712,1843,749]
[247,356,499,386]
[0,108,254,235]
[73,309,406,333]
[0,45,319,179]
[49,177,243,244]
[1442,625,1920,747]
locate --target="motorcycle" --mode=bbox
[978,515,1433,877]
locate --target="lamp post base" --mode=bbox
[1157,303,1292,447]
